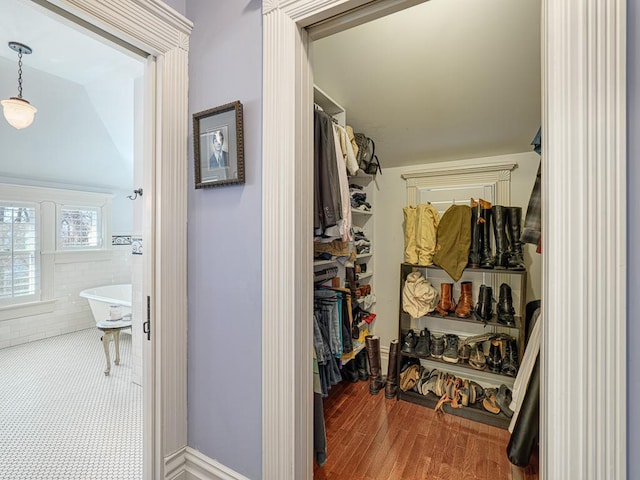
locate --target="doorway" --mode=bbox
[261,1,627,479]
[0,0,191,478]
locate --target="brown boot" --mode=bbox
[384,339,400,398]
[455,281,473,318]
[365,335,385,395]
[435,283,456,316]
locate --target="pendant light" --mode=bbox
[1,42,37,130]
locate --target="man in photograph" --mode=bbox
[209,129,229,169]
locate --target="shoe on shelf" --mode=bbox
[455,281,473,318]
[482,388,501,414]
[435,283,456,316]
[497,283,516,326]
[442,334,460,364]
[486,339,503,373]
[501,338,519,377]
[414,328,431,357]
[495,384,514,418]
[401,329,417,354]
[468,344,487,371]
[430,333,445,359]
[458,342,471,364]
[469,381,485,405]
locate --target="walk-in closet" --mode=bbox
[310,1,542,478]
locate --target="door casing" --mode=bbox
[261,1,627,479]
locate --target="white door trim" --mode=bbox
[262,1,627,480]
[43,1,192,479]
[542,1,626,478]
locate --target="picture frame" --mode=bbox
[193,101,245,188]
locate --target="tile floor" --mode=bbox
[0,328,142,480]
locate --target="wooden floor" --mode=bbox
[314,379,539,480]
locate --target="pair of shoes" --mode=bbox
[415,368,438,396]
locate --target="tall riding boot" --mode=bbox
[385,339,400,398]
[491,205,509,268]
[479,199,494,268]
[403,206,418,264]
[468,198,481,268]
[474,284,493,324]
[365,335,385,395]
[497,283,516,326]
[506,206,526,270]
[455,281,473,318]
[435,283,456,316]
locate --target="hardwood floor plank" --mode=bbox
[313,380,539,480]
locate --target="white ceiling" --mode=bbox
[312,0,541,168]
[0,0,143,85]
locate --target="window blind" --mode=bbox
[60,207,100,249]
[0,204,38,302]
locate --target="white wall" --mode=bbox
[185,2,262,479]
[0,58,135,234]
[0,249,131,348]
[372,151,542,366]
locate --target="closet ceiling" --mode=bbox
[312,0,541,168]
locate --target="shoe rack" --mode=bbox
[396,262,528,429]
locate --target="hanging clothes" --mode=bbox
[314,109,342,235]
[521,127,542,249]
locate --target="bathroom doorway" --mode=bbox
[0,0,188,478]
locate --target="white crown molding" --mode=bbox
[543,0,626,479]
[401,161,517,180]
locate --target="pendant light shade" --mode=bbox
[1,97,37,130]
[2,42,37,130]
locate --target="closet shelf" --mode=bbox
[357,272,373,280]
[314,259,337,267]
[401,351,518,381]
[398,390,512,430]
[341,342,366,365]
[356,252,373,259]
[401,311,521,330]
[402,262,527,276]
[351,208,373,216]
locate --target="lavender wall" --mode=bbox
[628,1,639,477]
[186,1,262,479]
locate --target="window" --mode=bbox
[0,203,39,305]
[59,206,101,249]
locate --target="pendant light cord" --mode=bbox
[17,51,23,99]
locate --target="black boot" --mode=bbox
[468,198,481,268]
[487,339,502,373]
[343,357,359,383]
[474,284,493,324]
[492,205,509,268]
[365,335,385,395]
[385,339,400,398]
[506,207,525,270]
[501,338,519,377]
[479,199,494,269]
[497,283,516,326]
[356,350,368,381]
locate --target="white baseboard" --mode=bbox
[165,447,250,480]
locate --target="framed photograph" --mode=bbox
[193,101,245,188]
